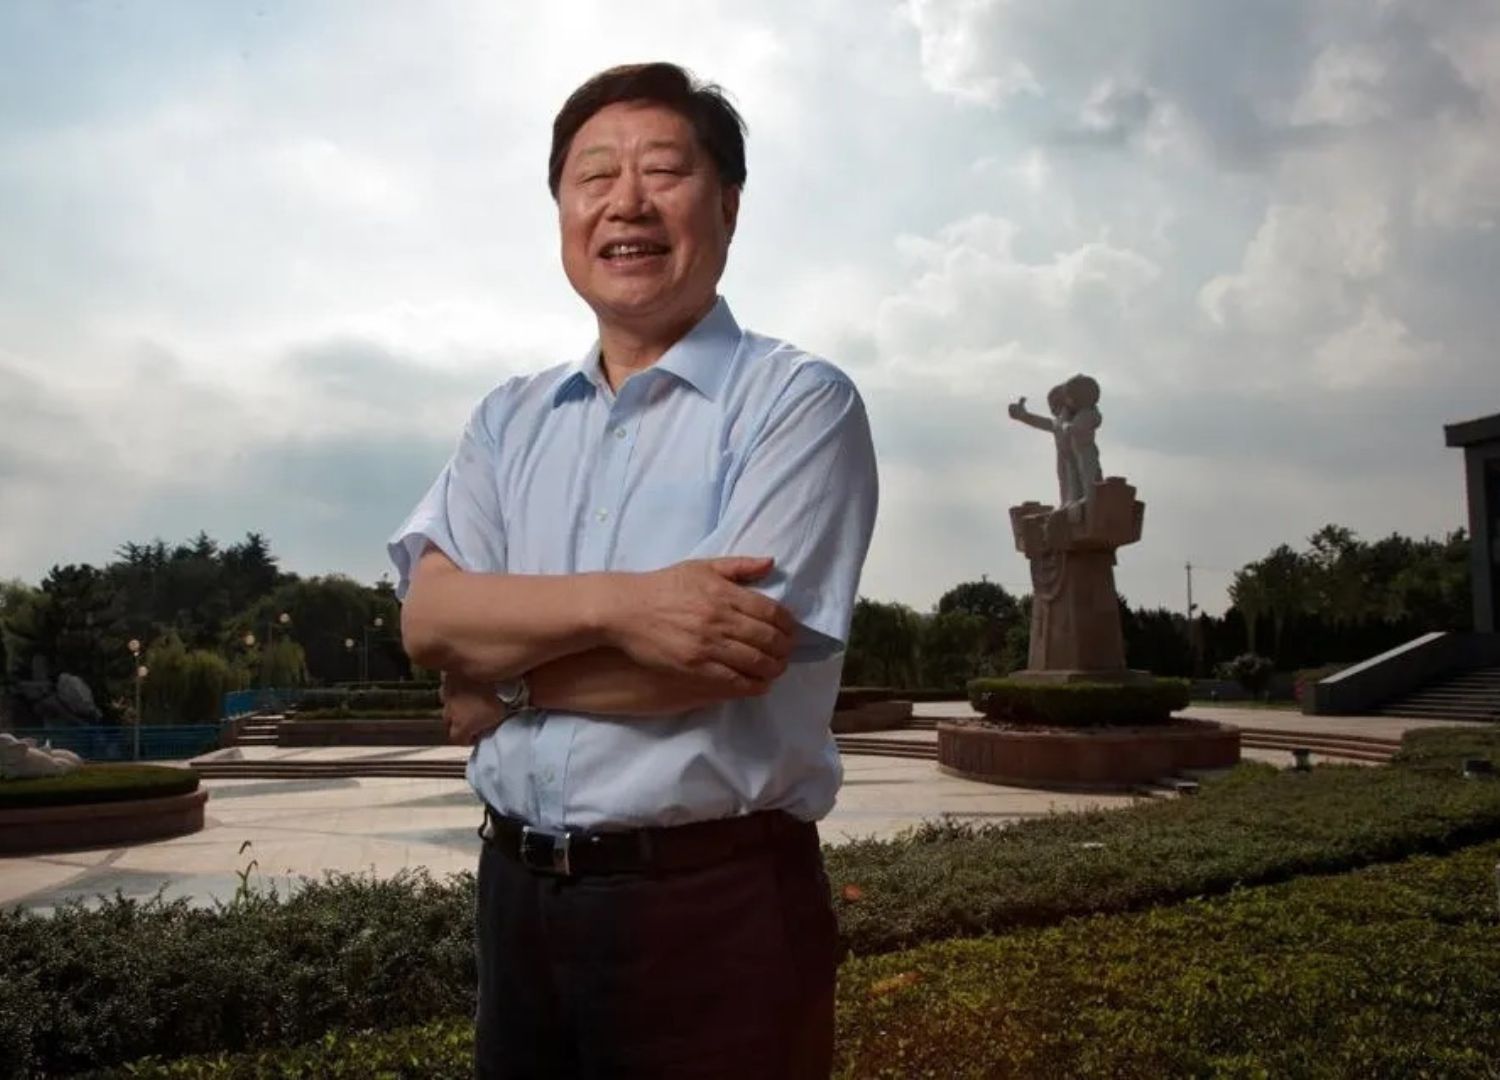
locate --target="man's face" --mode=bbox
[558,101,739,336]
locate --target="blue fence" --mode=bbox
[10,725,225,762]
[221,688,304,719]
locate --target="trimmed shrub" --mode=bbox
[93,1020,475,1079]
[835,687,898,710]
[1391,725,1500,775]
[826,757,1500,955]
[102,843,1500,1079]
[966,678,1190,727]
[289,708,442,721]
[835,840,1500,1078]
[11,730,1500,1076]
[1,870,474,1079]
[1293,663,1348,711]
[0,764,198,810]
[286,689,441,715]
[1216,652,1275,698]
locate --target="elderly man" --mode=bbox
[390,62,878,1078]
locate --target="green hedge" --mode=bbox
[967,678,1191,727]
[288,708,442,721]
[11,732,1500,1075]
[835,687,899,710]
[1390,726,1500,775]
[100,842,1500,1079]
[0,765,199,811]
[0,872,474,1079]
[835,838,1500,1078]
[826,756,1500,955]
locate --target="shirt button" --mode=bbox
[595,508,610,523]
[544,769,556,783]
[612,426,627,440]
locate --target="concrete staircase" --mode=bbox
[1377,666,1500,724]
[233,714,284,747]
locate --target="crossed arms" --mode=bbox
[403,549,801,741]
[398,366,878,743]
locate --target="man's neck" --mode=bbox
[596,295,717,391]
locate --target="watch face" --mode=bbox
[496,679,524,707]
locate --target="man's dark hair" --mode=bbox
[548,62,747,199]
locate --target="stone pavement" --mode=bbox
[0,702,1476,913]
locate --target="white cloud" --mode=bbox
[1198,198,1389,336]
[2,0,1498,619]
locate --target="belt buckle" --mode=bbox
[519,825,572,877]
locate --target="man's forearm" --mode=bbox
[528,648,759,717]
[402,552,618,682]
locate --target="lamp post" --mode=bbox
[258,612,290,688]
[362,616,384,684]
[127,639,144,761]
[345,637,356,682]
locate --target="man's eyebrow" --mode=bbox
[573,146,616,163]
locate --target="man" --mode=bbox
[389,62,878,1079]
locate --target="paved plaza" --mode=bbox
[1,704,1479,912]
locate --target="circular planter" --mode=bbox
[937,718,1240,790]
[0,788,208,855]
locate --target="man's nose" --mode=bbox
[605,168,653,219]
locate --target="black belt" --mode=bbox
[479,805,812,878]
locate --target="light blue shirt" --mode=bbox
[388,298,878,831]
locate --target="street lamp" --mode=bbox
[362,617,385,684]
[345,638,356,682]
[133,664,149,761]
[127,640,144,760]
[258,613,291,689]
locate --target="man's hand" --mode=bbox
[440,671,506,745]
[601,557,797,688]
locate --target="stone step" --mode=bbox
[1234,725,1401,750]
[1384,704,1500,719]
[1238,736,1393,763]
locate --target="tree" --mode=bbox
[1228,567,1268,656]
[919,609,989,689]
[939,577,1019,653]
[231,575,402,685]
[844,599,922,688]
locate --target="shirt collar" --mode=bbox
[550,296,741,407]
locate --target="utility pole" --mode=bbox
[1185,562,1203,677]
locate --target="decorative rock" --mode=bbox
[0,732,82,780]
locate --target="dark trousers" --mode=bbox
[474,817,840,1079]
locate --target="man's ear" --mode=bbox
[722,184,741,242]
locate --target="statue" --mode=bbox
[0,732,83,780]
[1005,374,1145,680]
[1008,374,1103,514]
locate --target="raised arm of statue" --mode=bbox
[1007,396,1056,433]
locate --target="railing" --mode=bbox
[221,688,305,719]
[10,725,226,762]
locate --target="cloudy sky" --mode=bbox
[2,1,1498,616]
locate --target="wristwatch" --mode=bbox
[494,675,532,717]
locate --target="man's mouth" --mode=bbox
[599,240,671,262]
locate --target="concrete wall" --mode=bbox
[1311,632,1500,715]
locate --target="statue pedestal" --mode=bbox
[1009,477,1145,680]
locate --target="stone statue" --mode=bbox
[1008,374,1104,510]
[1006,374,1145,681]
[0,732,83,780]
